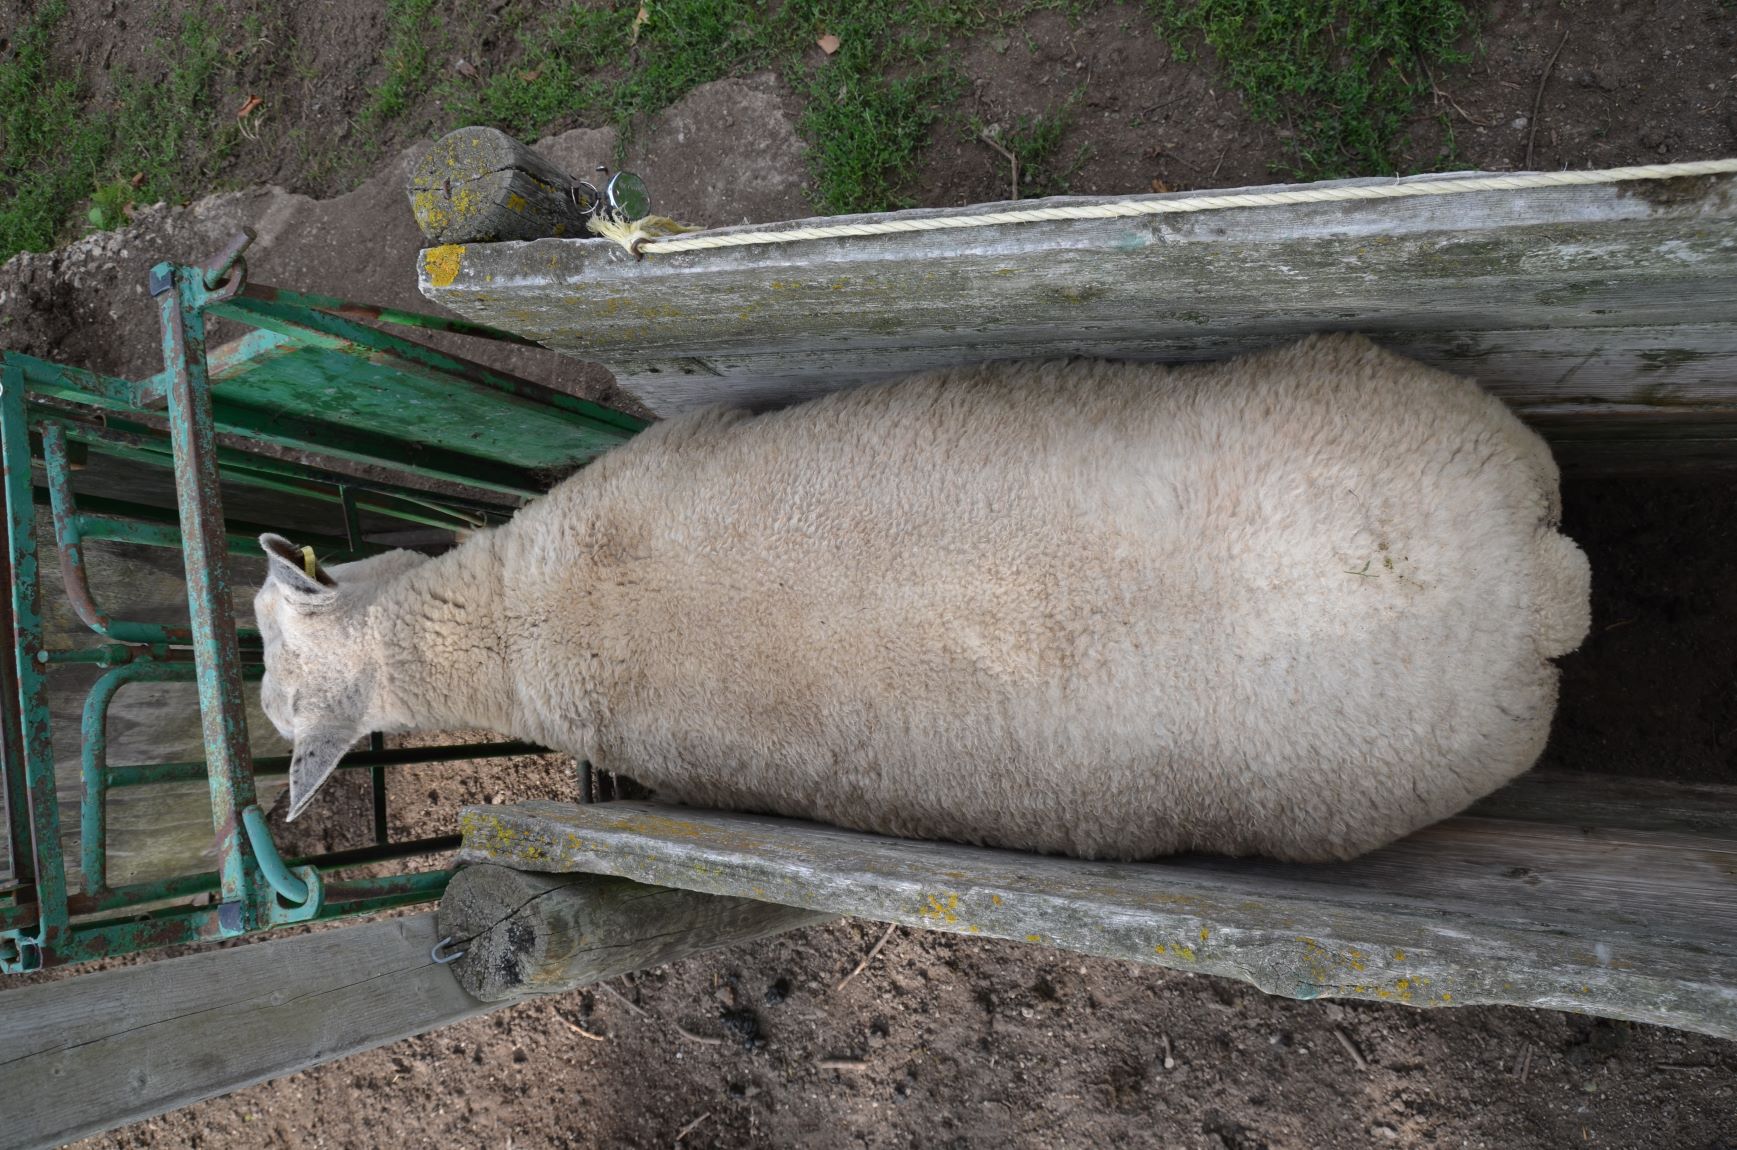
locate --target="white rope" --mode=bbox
[633,159,1737,256]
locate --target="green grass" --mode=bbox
[445,0,982,215]
[776,1,974,214]
[111,12,233,206]
[977,89,1092,199]
[452,1,764,148]
[365,0,442,127]
[0,0,109,261]
[0,3,233,264]
[0,0,1483,267]
[1148,0,1474,177]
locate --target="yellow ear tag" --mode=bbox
[301,546,317,580]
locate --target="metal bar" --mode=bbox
[80,661,202,895]
[66,843,456,920]
[66,870,216,916]
[40,424,194,646]
[0,349,139,412]
[50,419,483,534]
[368,732,389,846]
[0,361,68,968]
[0,408,34,897]
[77,661,266,896]
[241,805,310,906]
[299,836,460,874]
[234,284,544,345]
[213,289,647,437]
[202,228,255,290]
[201,399,546,499]
[31,487,382,560]
[104,739,544,788]
[44,412,507,524]
[39,644,174,667]
[154,261,260,925]
[317,868,452,912]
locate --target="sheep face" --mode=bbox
[253,533,429,820]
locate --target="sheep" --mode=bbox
[253,333,1589,862]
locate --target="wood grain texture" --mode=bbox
[407,127,588,245]
[455,790,1737,1040]
[1468,769,1737,837]
[0,913,495,1150]
[437,862,833,1001]
[418,171,1737,466]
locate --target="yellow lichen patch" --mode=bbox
[1393,950,1406,961]
[1199,928,1210,942]
[918,893,960,924]
[1028,934,1043,943]
[507,192,528,214]
[410,191,451,234]
[1153,943,1167,954]
[990,894,1002,906]
[1440,993,1452,1002]
[423,245,466,288]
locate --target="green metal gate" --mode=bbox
[0,229,644,973]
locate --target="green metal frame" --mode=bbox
[0,229,644,972]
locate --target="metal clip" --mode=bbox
[431,935,467,965]
[570,165,651,225]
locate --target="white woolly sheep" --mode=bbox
[253,333,1589,862]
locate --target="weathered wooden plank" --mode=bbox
[0,913,495,1150]
[437,862,833,1001]
[457,799,1737,1039]
[1470,770,1737,838]
[407,126,589,245]
[419,172,1737,447]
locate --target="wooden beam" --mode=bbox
[437,863,833,1001]
[455,784,1737,1040]
[0,913,496,1150]
[407,127,589,245]
[418,170,1737,468]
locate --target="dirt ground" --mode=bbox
[4,2,1737,1148]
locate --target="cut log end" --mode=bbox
[407,126,593,245]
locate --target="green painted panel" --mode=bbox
[209,344,617,471]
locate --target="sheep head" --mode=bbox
[253,533,430,821]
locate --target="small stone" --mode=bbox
[1511,116,1529,131]
[1371,1125,1400,1141]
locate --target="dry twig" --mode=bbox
[979,132,1020,201]
[563,1018,608,1042]
[671,1020,725,1046]
[836,922,900,990]
[1526,27,1571,169]
[598,980,649,1018]
[674,1112,711,1144]
[1334,1027,1370,1072]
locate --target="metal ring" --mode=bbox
[431,936,467,965]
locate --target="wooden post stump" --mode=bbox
[407,127,592,245]
[436,862,834,1002]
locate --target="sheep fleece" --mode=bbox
[433,334,1587,862]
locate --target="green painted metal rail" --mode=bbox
[0,228,643,972]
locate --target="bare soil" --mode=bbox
[3,2,1735,1148]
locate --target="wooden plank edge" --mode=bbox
[0,913,497,1150]
[455,802,1737,1040]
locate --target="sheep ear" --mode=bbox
[285,721,359,822]
[260,533,337,610]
